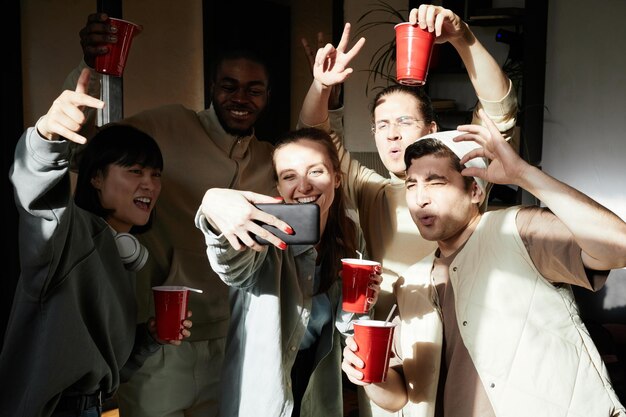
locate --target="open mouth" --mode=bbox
[419,215,435,226]
[134,197,152,211]
[389,147,402,157]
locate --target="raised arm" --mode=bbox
[198,188,292,252]
[457,109,626,271]
[61,13,120,141]
[10,68,104,270]
[410,5,510,102]
[12,67,104,206]
[38,68,104,144]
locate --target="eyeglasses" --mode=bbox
[371,116,424,134]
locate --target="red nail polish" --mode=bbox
[284,226,294,235]
[278,242,287,250]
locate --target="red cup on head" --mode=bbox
[341,258,380,313]
[152,286,194,341]
[394,22,435,86]
[353,319,397,383]
[94,18,142,77]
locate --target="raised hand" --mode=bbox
[199,188,293,252]
[455,108,529,187]
[408,4,465,44]
[312,23,365,89]
[36,68,104,144]
[79,13,120,67]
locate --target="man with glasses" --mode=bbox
[299,5,517,416]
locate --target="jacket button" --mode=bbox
[490,382,496,388]
[462,321,467,326]
[452,267,458,272]
[290,346,297,352]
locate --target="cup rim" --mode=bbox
[152,285,188,292]
[353,319,397,328]
[394,22,417,29]
[394,22,435,38]
[341,258,380,266]
[109,17,142,30]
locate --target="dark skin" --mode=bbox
[78,13,270,137]
[78,13,124,67]
[210,58,270,137]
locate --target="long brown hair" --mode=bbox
[273,127,358,294]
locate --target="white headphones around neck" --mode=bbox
[111,229,149,272]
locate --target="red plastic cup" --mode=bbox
[394,22,435,86]
[341,258,380,313]
[353,319,397,383]
[94,18,142,77]
[152,286,194,341]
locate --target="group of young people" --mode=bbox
[2,4,625,417]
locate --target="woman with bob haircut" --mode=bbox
[0,68,192,417]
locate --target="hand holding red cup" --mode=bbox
[341,258,382,313]
[152,286,201,341]
[94,17,142,77]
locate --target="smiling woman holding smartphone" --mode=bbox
[195,127,382,417]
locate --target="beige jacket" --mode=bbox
[396,207,625,417]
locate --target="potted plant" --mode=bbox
[353,0,408,94]
[354,1,523,97]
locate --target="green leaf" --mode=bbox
[354,0,409,95]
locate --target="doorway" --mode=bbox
[202,0,291,144]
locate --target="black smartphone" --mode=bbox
[252,203,320,245]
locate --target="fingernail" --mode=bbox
[278,242,287,250]
[284,226,294,235]
[274,196,284,201]
[107,35,117,42]
[110,25,118,33]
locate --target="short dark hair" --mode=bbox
[211,47,271,88]
[404,138,474,190]
[370,84,436,125]
[74,124,163,234]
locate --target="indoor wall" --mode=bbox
[12,1,626,391]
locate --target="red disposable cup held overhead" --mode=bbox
[94,18,142,77]
[394,22,435,86]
